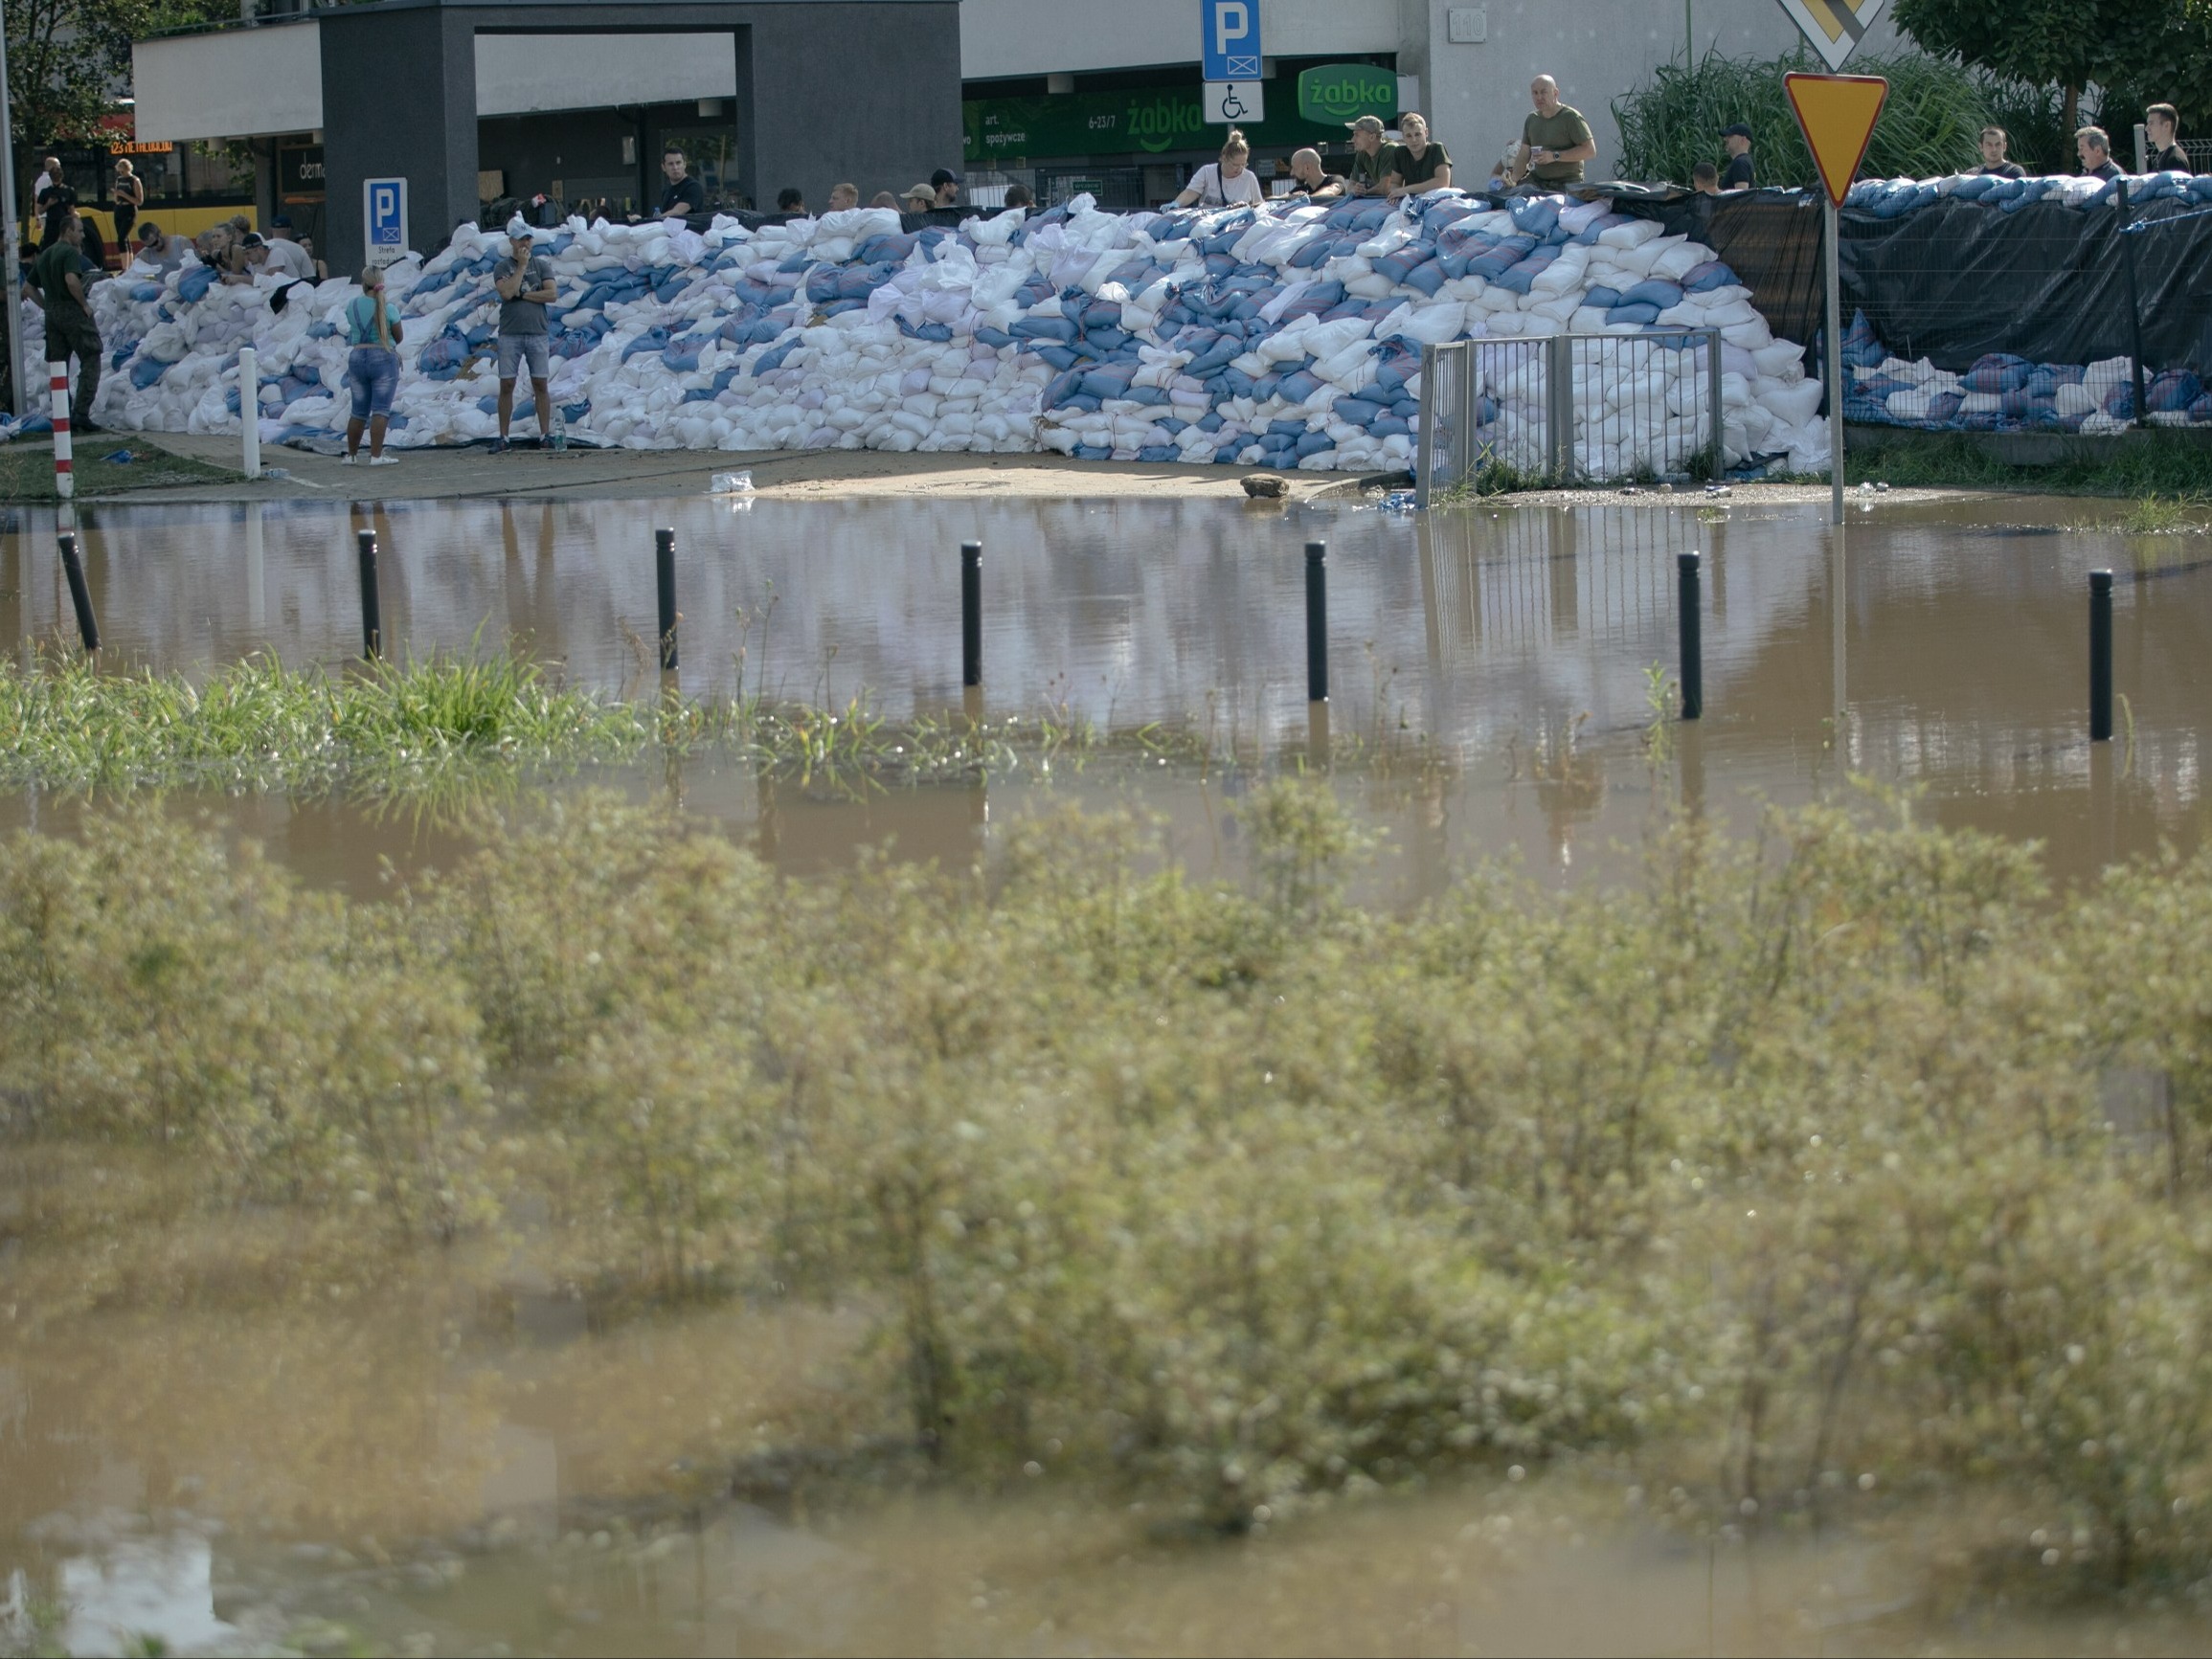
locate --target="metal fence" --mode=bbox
[1415,328,1727,505]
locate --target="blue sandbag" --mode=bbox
[1618,278,1684,310]
[1139,445,1178,462]
[2148,370,2202,412]
[1332,396,1388,426]
[177,265,216,302]
[128,356,168,390]
[1012,315,1078,344]
[974,326,1017,348]
[1402,261,1449,297]
[1583,285,1623,310]
[1371,416,1411,437]
[1608,303,1662,326]
[752,339,800,375]
[1032,344,1081,370]
[1294,431,1333,458]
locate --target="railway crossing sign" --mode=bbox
[1785,72,1888,207]
[1776,0,1885,72]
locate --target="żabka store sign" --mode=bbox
[1296,65,1397,125]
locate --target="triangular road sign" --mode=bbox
[1776,0,1886,72]
[1785,72,1889,208]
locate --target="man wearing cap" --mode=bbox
[1720,124,1756,191]
[932,169,961,209]
[1343,115,1393,197]
[491,216,558,453]
[1507,76,1597,189]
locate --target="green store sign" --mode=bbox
[1297,64,1397,124]
[964,75,1396,165]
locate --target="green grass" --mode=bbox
[14,786,2212,1601]
[0,437,240,500]
[0,653,1269,797]
[1843,428,2212,497]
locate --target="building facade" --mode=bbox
[124,0,1904,265]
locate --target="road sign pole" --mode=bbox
[1826,197,1843,525]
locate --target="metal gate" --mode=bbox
[1416,328,1727,504]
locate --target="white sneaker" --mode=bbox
[340,452,355,465]
[368,455,398,467]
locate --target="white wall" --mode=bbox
[134,21,322,142]
[475,34,736,116]
[134,25,742,141]
[957,0,1905,182]
[1411,0,1904,180]
[959,0,1399,79]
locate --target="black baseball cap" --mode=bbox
[930,168,961,190]
[1722,123,1753,140]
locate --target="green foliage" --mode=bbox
[1613,49,1999,189]
[1846,427,2212,496]
[12,790,2212,1581]
[5,0,224,158]
[1894,0,2212,132]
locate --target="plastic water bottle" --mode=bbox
[551,405,566,451]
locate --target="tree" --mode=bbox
[5,0,219,158]
[1893,0,2212,137]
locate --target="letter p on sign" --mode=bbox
[364,175,409,266]
[1201,0,1261,80]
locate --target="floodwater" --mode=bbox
[10,491,2212,1655]
[2,490,2206,890]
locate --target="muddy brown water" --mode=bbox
[2,492,2206,891]
[9,492,2212,1655]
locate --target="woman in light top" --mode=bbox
[343,264,405,466]
[1175,129,1266,208]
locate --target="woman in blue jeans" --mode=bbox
[344,264,405,465]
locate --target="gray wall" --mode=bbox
[319,0,961,273]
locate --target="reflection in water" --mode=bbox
[3,493,2209,886]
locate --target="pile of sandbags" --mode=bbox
[1836,310,2212,433]
[59,190,1831,475]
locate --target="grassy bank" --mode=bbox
[1845,428,2212,497]
[7,790,2212,1603]
[0,437,239,500]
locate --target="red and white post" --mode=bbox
[49,359,73,501]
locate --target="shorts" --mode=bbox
[346,345,398,419]
[497,333,550,379]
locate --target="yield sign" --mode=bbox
[1776,0,1886,72]
[1785,72,1888,208]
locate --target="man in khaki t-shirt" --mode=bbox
[1508,75,1597,188]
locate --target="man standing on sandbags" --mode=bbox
[491,215,557,454]
[1719,124,1756,190]
[1505,77,1596,190]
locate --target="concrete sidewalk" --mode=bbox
[120,431,1389,504]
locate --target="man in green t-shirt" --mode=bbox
[1507,75,1597,189]
[1343,115,1393,196]
[29,213,104,430]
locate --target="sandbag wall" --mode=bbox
[23,191,1827,476]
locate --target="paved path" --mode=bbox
[119,432,1390,504]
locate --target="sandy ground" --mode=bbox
[92,431,1399,504]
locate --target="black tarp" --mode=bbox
[1596,182,2212,374]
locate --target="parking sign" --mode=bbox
[1200,0,1261,82]
[364,177,408,266]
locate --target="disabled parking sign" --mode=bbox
[364,177,408,267]
[1201,0,1261,81]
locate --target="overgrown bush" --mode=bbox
[9,787,2212,1584]
[1614,49,2020,187]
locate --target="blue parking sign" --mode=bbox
[364,177,408,265]
[1200,0,1261,81]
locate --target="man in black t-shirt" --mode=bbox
[656,147,706,217]
[2146,104,2191,172]
[1719,124,1755,190]
[1973,126,2025,177]
[2077,126,2123,181]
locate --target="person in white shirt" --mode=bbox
[1175,129,1265,208]
[259,233,316,280]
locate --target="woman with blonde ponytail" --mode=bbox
[343,264,405,465]
[1174,128,1266,208]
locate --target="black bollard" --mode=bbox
[2089,569,2113,743]
[1678,550,1704,721]
[655,527,679,672]
[355,528,382,661]
[960,541,982,688]
[57,532,99,653]
[1305,541,1328,703]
